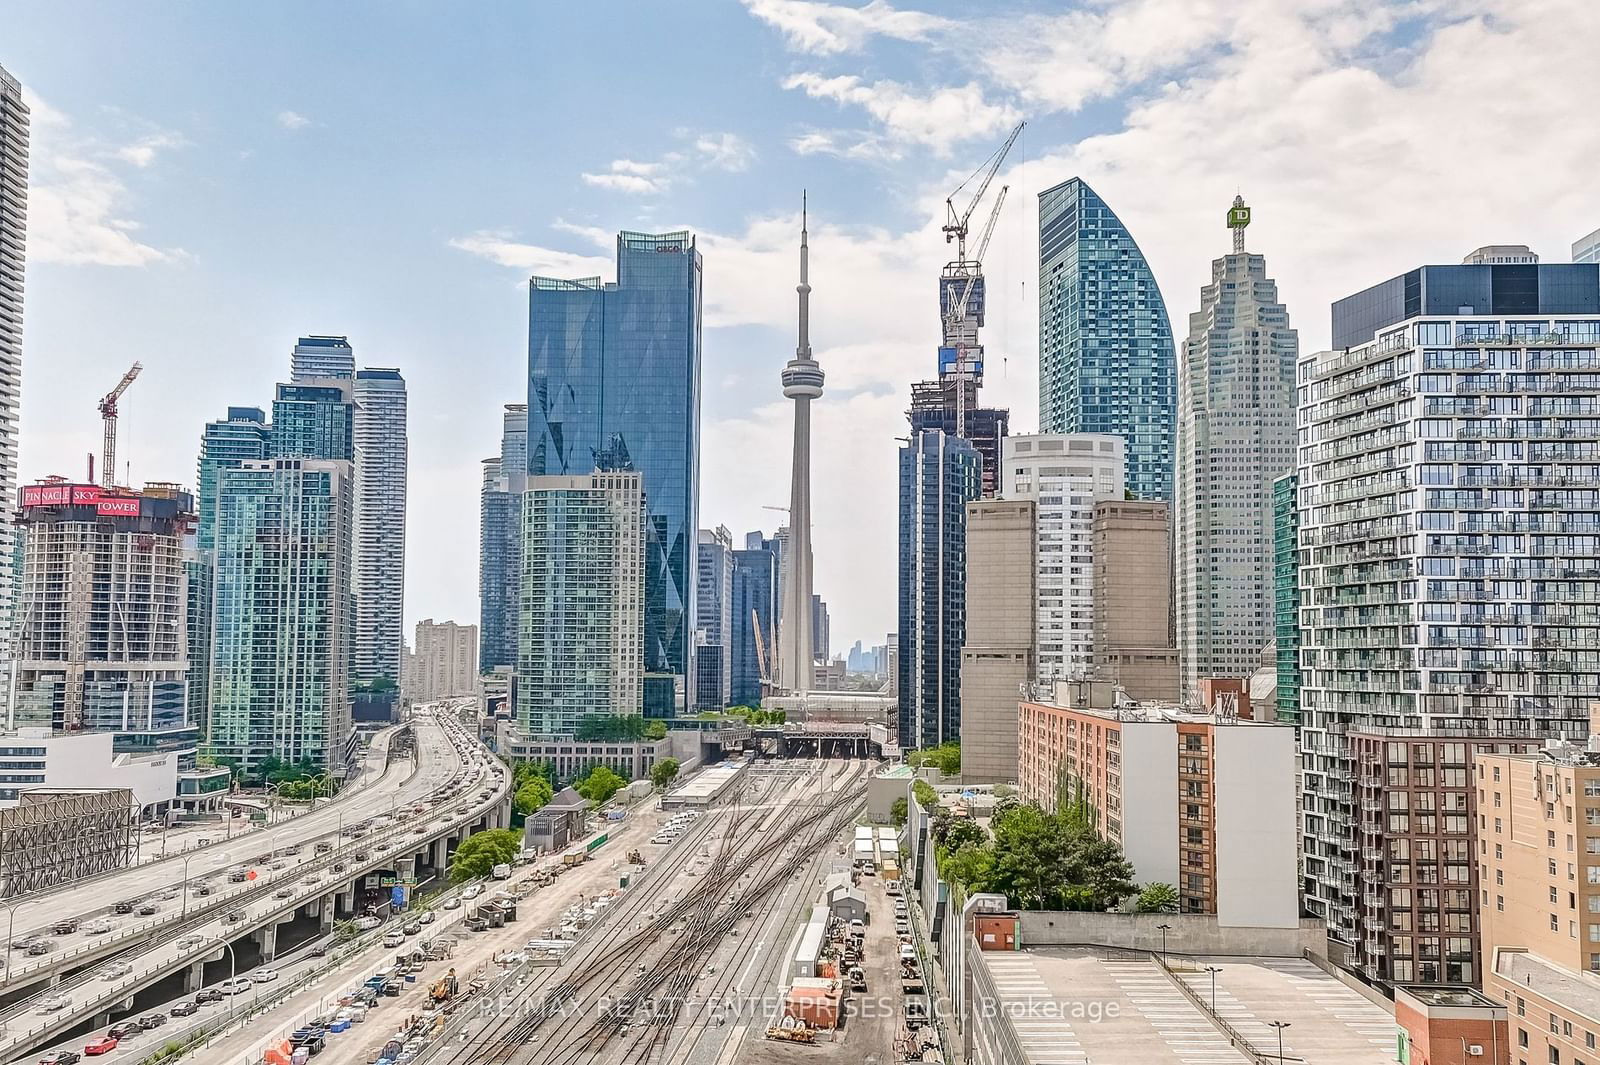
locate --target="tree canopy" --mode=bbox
[936,802,1135,912]
[909,742,961,776]
[911,779,939,811]
[890,797,908,827]
[449,828,521,883]
[649,758,681,790]
[1135,882,1180,914]
[574,765,628,805]
[574,715,664,742]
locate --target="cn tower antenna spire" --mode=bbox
[797,190,811,359]
[777,191,823,695]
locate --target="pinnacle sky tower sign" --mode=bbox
[775,196,823,695]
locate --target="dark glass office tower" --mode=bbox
[730,545,777,707]
[1038,178,1177,500]
[271,381,354,462]
[897,429,979,749]
[527,231,702,704]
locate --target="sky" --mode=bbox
[5,0,1599,656]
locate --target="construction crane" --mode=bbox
[937,124,1022,439]
[98,362,142,488]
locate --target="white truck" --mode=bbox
[491,863,512,880]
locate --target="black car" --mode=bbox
[169,1001,199,1018]
[113,901,135,915]
[137,903,158,916]
[309,944,327,958]
[106,1023,140,1040]
[192,885,212,897]
[37,1052,80,1065]
[136,1014,167,1030]
[193,989,223,1005]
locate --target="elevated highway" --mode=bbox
[0,708,513,1061]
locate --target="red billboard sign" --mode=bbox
[71,486,103,505]
[96,497,141,517]
[21,484,71,508]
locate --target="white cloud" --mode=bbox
[581,159,669,195]
[741,0,949,54]
[22,89,177,267]
[694,132,757,171]
[276,110,311,130]
[788,127,898,161]
[783,72,1019,152]
[113,130,187,168]
[447,230,614,278]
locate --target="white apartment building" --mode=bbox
[352,368,408,685]
[0,68,29,672]
[1295,258,1600,945]
[1001,435,1125,682]
[409,619,478,702]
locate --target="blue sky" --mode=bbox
[6,0,1599,654]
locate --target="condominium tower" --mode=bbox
[527,231,701,706]
[290,335,356,382]
[480,404,527,672]
[408,619,478,702]
[1001,434,1126,683]
[1296,257,1600,953]
[351,368,408,684]
[517,468,645,736]
[1174,198,1298,692]
[1037,178,1177,501]
[694,526,733,710]
[0,67,28,664]
[729,541,777,707]
[208,458,355,771]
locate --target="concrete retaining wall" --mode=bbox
[1018,911,1325,958]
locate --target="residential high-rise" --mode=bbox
[907,380,1009,499]
[1037,178,1176,501]
[897,428,978,748]
[1296,257,1600,958]
[1175,197,1299,692]
[517,467,645,736]
[1271,473,1300,724]
[730,543,777,707]
[352,368,407,685]
[408,619,478,703]
[290,335,356,382]
[1575,227,1600,265]
[479,404,527,673]
[187,406,271,728]
[777,206,822,695]
[1461,244,1539,265]
[271,380,354,462]
[1091,499,1179,701]
[693,526,733,710]
[12,482,194,747]
[208,458,354,772]
[810,594,829,666]
[527,231,701,703]
[0,67,29,667]
[959,498,1036,785]
[1001,434,1125,683]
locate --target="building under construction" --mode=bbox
[11,480,196,745]
[907,377,1009,498]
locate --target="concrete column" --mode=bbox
[183,960,205,992]
[431,836,447,870]
[320,896,335,935]
[338,884,355,913]
[255,922,277,962]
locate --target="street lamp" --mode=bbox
[1267,1020,1290,1062]
[3,892,32,981]
[1156,923,1172,967]
[1203,966,1221,1013]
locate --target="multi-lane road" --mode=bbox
[0,705,513,1062]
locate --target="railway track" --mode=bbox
[428,759,866,1065]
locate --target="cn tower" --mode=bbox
[776,194,823,694]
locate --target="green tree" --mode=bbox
[574,765,628,805]
[941,842,995,893]
[513,775,553,819]
[644,719,667,740]
[649,758,681,790]
[890,797,908,827]
[911,779,939,811]
[1135,882,1180,914]
[942,818,988,854]
[910,742,961,776]
[982,802,1135,911]
[449,828,522,884]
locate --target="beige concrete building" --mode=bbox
[1090,500,1179,701]
[408,619,478,702]
[959,499,1036,785]
[1018,680,1299,923]
[1478,732,1600,1064]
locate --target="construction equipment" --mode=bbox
[429,968,458,1005]
[765,1024,817,1045]
[98,362,143,488]
[625,849,645,865]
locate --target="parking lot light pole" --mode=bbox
[1156,923,1171,967]
[1204,965,1222,1013]
[1268,1020,1290,1062]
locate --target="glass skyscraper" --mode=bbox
[1037,178,1177,501]
[730,544,777,707]
[1272,472,1299,724]
[897,429,979,749]
[209,459,354,771]
[0,67,29,673]
[352,368,408,685]
[272,381,354,462]
[479,404,527,673]
[693,526,733,710]
[527,230,702,702]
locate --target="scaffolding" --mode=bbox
[0,789,135,898]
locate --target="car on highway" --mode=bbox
[250,968,279,983]
[36,1050,80,1065]
[81,1038,119,1057]
[177,934,205,949]
[137,902,158,916]
[26,939,54,956]
[227,869,248,882]
[441,898,460,910]
[382,932,405,948]
[332,862,348,873]
[100,962,133,980]
[223,910,245,923]
[82,919,114,935]
[274,888,293,899]
[418,910,436,925]
[192,884,213,897]
[106,1023,140,1040]
[113,900,135,914]
[462,885,483,900]
[170,1000,199,1018]
[51,918,79,935]
[35,995,72,1014]
[353,916,382,930]
[137,1014,167,1030]
[219,977,253,995]
[194,988,224,1005]
[402,920,421,935]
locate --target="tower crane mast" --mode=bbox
[98,362,143,488]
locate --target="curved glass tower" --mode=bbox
[1038,178,1176,501]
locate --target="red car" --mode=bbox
[82,1037,118,1056]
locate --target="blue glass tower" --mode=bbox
[730,545,777,707]
[1038,178,1177,500]
[272,381,354,462]
[897,429,979,749]
[527,230,702,702]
